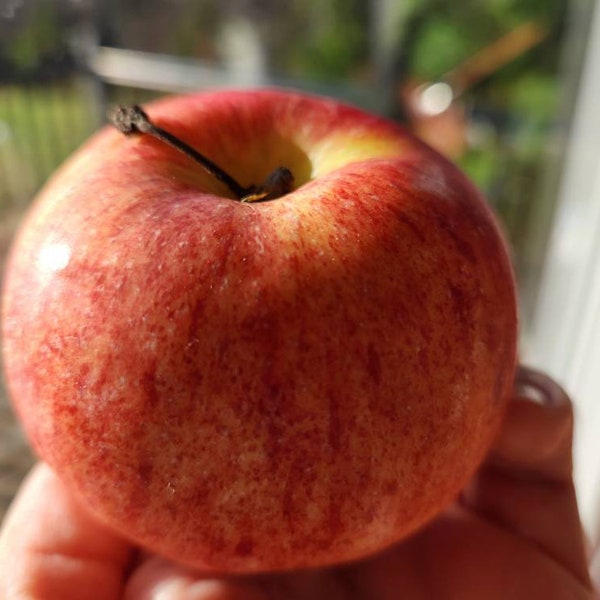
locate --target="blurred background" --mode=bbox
[1,0,599,557]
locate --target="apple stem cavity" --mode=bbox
[107,105,295,202]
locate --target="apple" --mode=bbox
[1,88,517,573]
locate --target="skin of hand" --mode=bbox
[0,366,597,600]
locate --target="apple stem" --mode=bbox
[107,105,294,202]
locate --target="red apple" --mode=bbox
[1,89,517,573]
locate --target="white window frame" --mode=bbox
[526,0,600,546]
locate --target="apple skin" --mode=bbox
[2,89,517,573]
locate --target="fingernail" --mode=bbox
[515,365,571,409]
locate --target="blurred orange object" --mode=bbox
[400,80,468,160]
[399,21,547,161]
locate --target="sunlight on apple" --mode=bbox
[310,135,410,178]
[36,241,71,273]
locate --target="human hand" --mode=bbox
[0,366,596,599]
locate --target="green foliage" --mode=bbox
[285,0,369,81]
[411,17,481,80]
[5,3,63,71]
[0,83,97,209]
[407,0,564,82]
[509,73,558,122]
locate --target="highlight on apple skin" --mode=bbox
[1,88,518,573]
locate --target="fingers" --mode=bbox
[0,463,134,600]
[492,365,575,482]
[461,366,591,588]
[123,555,268,600]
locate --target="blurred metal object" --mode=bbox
[89,46,246,92]
[86,45,387,111]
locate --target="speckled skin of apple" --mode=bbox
[2,89,517,573]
